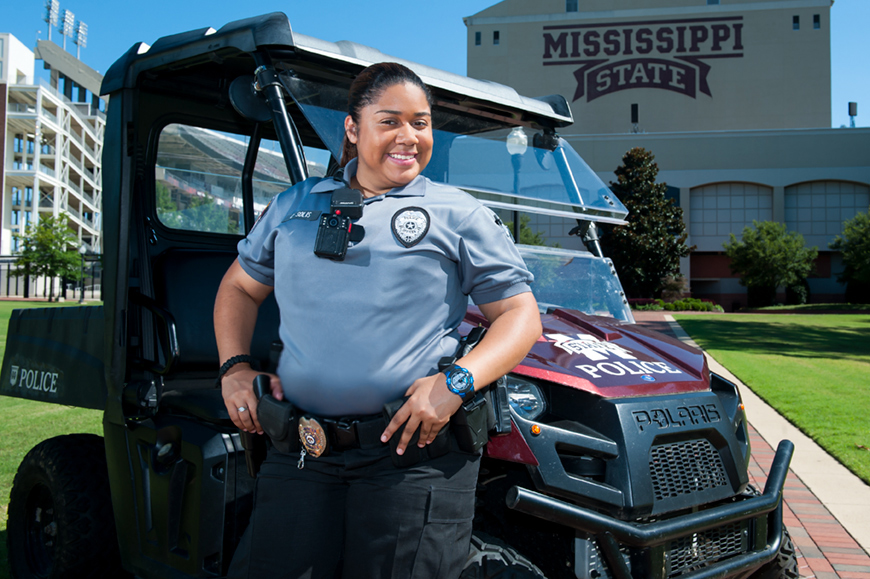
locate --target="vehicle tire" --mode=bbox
[461,532,549,579]
[7,434,129,579]
[747,529,800,579]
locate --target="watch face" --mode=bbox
[447,366,474,396]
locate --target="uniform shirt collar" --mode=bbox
[309,158,426,198]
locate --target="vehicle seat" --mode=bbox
[150,248,280,382]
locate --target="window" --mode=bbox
[475,31,481,46]
[493,31,500,45]
[11,211,19,226]
[13,157,22,170]
[566,0,578,12]
[13,135,24,153]
[155,123,303,235]
[155,124,246,235]
[11,187,21,206]
[813,14,820,29]
[793,15,800,30]
[24,187,33,207]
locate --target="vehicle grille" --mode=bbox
[666,522,749,577]
[649,439,729,501]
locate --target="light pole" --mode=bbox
[505,127,528,242]
[78,243,87,303]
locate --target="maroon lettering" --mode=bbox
[571,31,582,57]
[584,30,601,56]
[656,27,674,53]
[622,28,634,55]
[636,28,653,54]
[603,29,621,55]
[733,23,744,50]
[689,25,708,52]
[543,32,569,58]
[676,26,687,53]
[711,24,730,51]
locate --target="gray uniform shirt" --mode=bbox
[237,160,533,416]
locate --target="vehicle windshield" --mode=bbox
[519,246,634,323]
[280,74,628,225]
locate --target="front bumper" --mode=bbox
[507,440,794,579]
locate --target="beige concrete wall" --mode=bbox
[466,0,831,133]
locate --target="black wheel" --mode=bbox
[461,532,549,579]
[747,529,800,579]
[7,434,129,579]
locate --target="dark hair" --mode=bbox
[340,62,434,166]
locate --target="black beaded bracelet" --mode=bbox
[215,355,261,388]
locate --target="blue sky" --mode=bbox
[4,0,867,128]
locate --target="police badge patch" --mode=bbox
[391,207,430,248]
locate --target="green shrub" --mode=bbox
[663,297,724,312]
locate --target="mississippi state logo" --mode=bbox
[391,207,430,247]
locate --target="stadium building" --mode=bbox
[1,33,105,297]
[465,0,870,308]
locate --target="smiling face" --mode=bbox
[344,82,433,197]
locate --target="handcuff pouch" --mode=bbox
[257,395,299,454]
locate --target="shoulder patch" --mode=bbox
[391,207,430,248]
[249,198,273,233]
[488,208,515,241]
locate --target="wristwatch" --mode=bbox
[444,364,475,400]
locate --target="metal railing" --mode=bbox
[0,258,103,300]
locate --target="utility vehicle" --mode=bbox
[2,12,796,579]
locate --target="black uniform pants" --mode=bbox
[227,442,480,579]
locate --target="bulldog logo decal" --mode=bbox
[392,207,430,248]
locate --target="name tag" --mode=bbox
[284,210,322,222]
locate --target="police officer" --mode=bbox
[215,62,542,579]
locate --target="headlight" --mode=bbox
[505,375,547,420]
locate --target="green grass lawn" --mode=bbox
[0,301,103,579]
[674,313,870,484]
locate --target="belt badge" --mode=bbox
[299,416,328,458]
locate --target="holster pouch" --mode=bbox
[257,395,299,454]
[451,392,491,453]
[382,397,450,468]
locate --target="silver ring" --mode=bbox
[238,406,247,412]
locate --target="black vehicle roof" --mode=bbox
[101,12,573,128]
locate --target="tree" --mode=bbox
[157,184,238,234]
[599,147,693,298]
[505,214,560,247]
[12,214,83,300]
[829,211,870,304]
[723,221,817,307]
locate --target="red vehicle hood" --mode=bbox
[462,307,709,399]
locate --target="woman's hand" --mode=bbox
[380,373,463,455]
[220,365,283,434]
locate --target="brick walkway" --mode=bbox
[633,311,870,578]
[748,425,870,578]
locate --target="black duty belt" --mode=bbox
[319,414,387,451]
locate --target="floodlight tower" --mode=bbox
[61,8,75,50]
[74,20,88,59]
[44,0,59,42]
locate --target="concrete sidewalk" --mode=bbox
[633,311,870,579]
